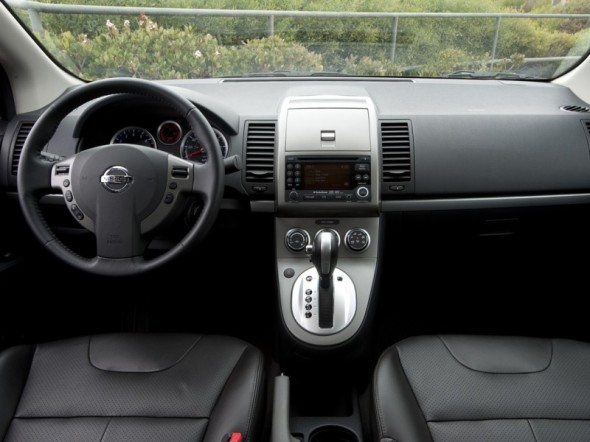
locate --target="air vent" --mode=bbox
[11,121,34,175]
[584,121,590,142]
[245,121,276,183]
[561,105,590,113]
[380,121,412,183]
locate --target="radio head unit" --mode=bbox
[285,156,371,202]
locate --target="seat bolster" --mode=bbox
[204,343,265,442]
[372,345,433,442]
[0,345,35,440]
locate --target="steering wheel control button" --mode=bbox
[285,228,310,252]
[305,289,312,295]
[65,191,73,202]
[164,193,174,204]
[169,181,178,190]
[62,179,70,187]
[283,268,295,278]
[345,228,371,252]
[305,312,312,319]
[305,296,312,303]
[100,166,133,193]
[70,204,84,220]
[171,166,190,179]
[305,304,312,311]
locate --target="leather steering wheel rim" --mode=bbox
[17,78,224,276]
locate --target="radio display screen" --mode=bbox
[303,163,353,190]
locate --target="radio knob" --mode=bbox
[289,191,299,201]
[285,228,310,252]
[356,187,369,199]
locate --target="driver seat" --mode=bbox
[0,334,265,442]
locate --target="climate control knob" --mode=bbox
[285,228,311,252]
[345,228,370,252]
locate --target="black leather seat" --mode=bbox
[0,334,265,442]
[372,335,590,442]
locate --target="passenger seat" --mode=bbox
[372,335,590,441]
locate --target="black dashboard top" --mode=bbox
[2,78,590,211]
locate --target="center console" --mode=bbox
[275,95,381,347]
[272,95,381,441]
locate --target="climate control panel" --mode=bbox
[285,227,370,253]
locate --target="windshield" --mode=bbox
[4,0,590,80]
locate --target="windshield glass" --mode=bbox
[4,0,590,80]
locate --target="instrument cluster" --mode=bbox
[109,120,229,163]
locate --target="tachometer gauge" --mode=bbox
[180,128,229,163]
[157,120,182,145]
[111,126,157,148]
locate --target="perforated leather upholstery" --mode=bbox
[372,335,590,442]
[0,334,265,442]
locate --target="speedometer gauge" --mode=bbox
[180,128,229,163]
[111,126,157,148]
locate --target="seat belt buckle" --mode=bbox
[226,432,243,442]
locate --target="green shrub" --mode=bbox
[21,0,590,78]
[343,56,402,76]
[38,17,322,79]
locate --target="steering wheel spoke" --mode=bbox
[95,198,146,259]
[22,157,55,195]
[140,155,194,235]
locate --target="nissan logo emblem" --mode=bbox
[100,166,133,193]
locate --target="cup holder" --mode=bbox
[309,425,359,442]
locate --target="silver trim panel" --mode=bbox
[276,217,379,346]
[292,267,356,335]
[381,193,590,211]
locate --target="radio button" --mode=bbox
[354,174,362,181]
[287,163,294,170]
[355,163,370,172]
[295,164,302,170]
[303,195,316,201]
[362,173,370,181]
[289,191,299,201]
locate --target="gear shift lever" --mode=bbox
[307,229,339,328]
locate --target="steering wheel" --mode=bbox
[17,78,224,276]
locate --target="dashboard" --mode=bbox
[5,79,590,325]
[3,78,588,210]
[3,76,590,345]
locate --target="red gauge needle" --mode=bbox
[188,148,205,157]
